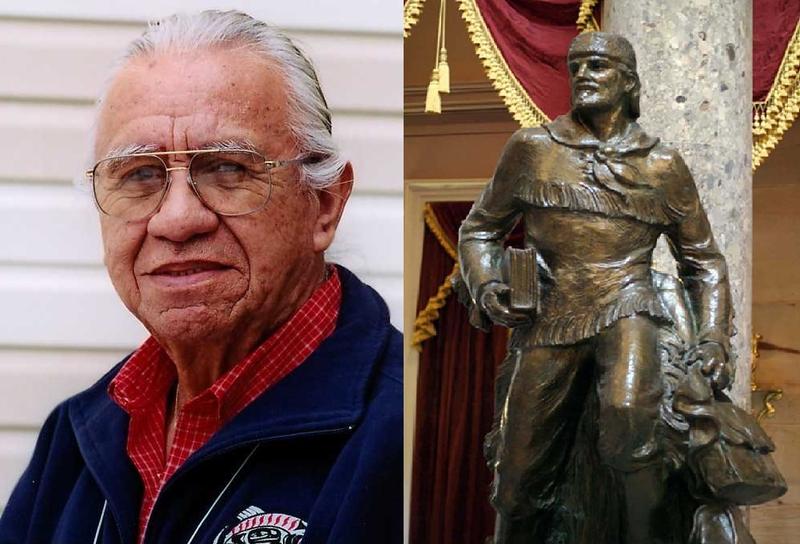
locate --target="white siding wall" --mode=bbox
[0,2,401,506]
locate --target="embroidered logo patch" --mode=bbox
[213,506,306,544]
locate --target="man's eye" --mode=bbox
[122,165,163,183]
[214,161,246,173]
[569,62,579,75]
[197,159,248,176]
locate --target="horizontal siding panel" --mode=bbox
[0,1,400,34]
[330,195,403,275]
[333,114,403,195]
[0,19,400,113]
[0,186,401,271]
[0,103,401,193]
[0,349,122,426]
[0,185,102,265]
[0,102,91,183]
[0,266,148,349]
[306,33,402,114]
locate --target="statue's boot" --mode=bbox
[621,464,668,544]
[492,514,534,544]
[689,504,756,544]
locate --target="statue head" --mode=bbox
[567,32,640,119]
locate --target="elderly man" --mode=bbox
[0,10,400,544]
[458,33,732,543]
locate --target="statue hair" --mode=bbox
[619,65,641,120]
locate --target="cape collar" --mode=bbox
[544,112,659,155]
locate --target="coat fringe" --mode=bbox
[517,181,674,226]
[516,290,670,347]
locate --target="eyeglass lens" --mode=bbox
[93,150,274,220]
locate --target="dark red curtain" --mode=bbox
[754,0,800,101]
[410,203,522,544]
[475,0,586,119]
[472,0,798,112]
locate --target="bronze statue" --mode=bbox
[457,32,786,544]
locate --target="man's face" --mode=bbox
[95,47,349,346]
[568,54,633,113]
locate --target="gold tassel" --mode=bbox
[576,0,600,32]
[425,68,442,113]
[438,48,450,93]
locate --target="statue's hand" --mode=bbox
[479,282,532,328]
[690,342,733,391]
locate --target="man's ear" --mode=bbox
[312,161,353,252]
[624,72,637,93]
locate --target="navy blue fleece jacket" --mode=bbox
[0,267,402,544]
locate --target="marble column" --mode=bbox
[603,1,753,405]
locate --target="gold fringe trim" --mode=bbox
[456,0,551,127]
[412,262,461,350]
[404,0,427,39]
[423,202,458,260]
[576,0,600,32]
[753,18,800,170]
[412,204,460,349]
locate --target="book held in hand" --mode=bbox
[504,247,538,312]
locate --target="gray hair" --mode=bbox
[95,9,346,190]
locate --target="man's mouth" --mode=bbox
[164,269,209,277]
[149,261,229,275]
[143,261,233,288]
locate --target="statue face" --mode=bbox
[568,54,633,114]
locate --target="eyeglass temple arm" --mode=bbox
[264,157,310,168]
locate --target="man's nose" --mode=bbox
[146,167,219,242]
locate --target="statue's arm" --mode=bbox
[458,129,532,308]
[664,150,734,385]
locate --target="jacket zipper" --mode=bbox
[139,424,354,544]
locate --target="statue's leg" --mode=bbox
[491,343,592,544]
[594,315,666,544]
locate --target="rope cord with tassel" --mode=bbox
[425,0,450,113]
[438,0,450,93]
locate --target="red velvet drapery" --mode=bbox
[467,0,798,113]
[471,0,585,119]
[410,203,522,544]
[754,0,800,101]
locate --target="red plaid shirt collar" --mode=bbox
[108,266,341,540]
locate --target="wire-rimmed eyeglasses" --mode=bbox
[86,148,309,221]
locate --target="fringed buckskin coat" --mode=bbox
[459,113,733,351]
